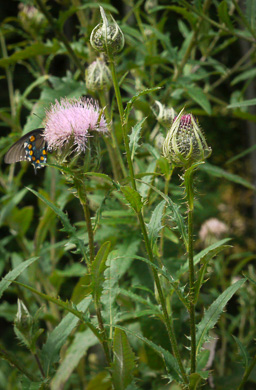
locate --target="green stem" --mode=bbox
[237,354,256,390]
[33,0,84,74]
[99,90,127,179]
[185,170,196,374]
[76,180,111,366]
[33,353,45,378]
[109,55,188,384]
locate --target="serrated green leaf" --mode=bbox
[120,186,143,213]
[27,188,88,261]
[102,240,140,331]
[0,257,38,299]
[112,329,136,390]
[136,179,188,248]
[129,118,147,160]
[91,241,111,302]
[186,86,212,115]
[113,325,181,383]
[124,87,161,123]
[176,238,232,278]
[194,244,232,303]
[147,200,166,246]
[233,335,249,371]
[41,296,91,375]
[200,162,255,190]
[51,329,98,390]
[196,278,246,355]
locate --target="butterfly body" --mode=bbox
[4,129,47,171]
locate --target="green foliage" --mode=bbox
[0,0,255,388]
[111,328,136,390]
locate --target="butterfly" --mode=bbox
[4,128,48,172]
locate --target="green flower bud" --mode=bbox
[85,59,112,91]
[15,299,32,333]
[90,6,125,56]
[163,108,212,167]
[152,101,176,128]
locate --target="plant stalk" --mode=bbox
[237,354,256,390]
[76,180,111,366]
[109,55,188,384]
[99,90,127,179]
[185,169,196,374]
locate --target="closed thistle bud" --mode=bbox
[152,101,176,128]
[163,108,211,167]
[85,59,112,91]
[15,299,32,333]
[90,6,125,57]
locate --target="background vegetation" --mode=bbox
[0,0,256,389]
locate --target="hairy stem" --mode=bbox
[109,55,188,384]
[185,169,196,374]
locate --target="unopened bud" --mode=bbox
[163,108,211,167]
[90,6,125,57]
[15,299,32,332]
[152,101,176,128]
[85,59,112,91]
[18,4,46,36]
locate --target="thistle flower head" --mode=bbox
[85,59,112,91]
[90,6,125,56]
[163,108,211,167]
[152,100,176,128]
[44,97,108,152]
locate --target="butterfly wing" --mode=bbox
[4,129,46,169]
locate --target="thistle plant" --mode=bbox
[0,2,254,390]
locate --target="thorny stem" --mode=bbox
[159,169,174,260]
[237,354,256,390]
[185,169,196,374]
[34,0,84,74]
[109,56,188,384]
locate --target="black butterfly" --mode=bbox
[4,128,47,171]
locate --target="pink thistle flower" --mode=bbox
[44,97,108,152]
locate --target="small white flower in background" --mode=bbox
[199,218,229,245]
